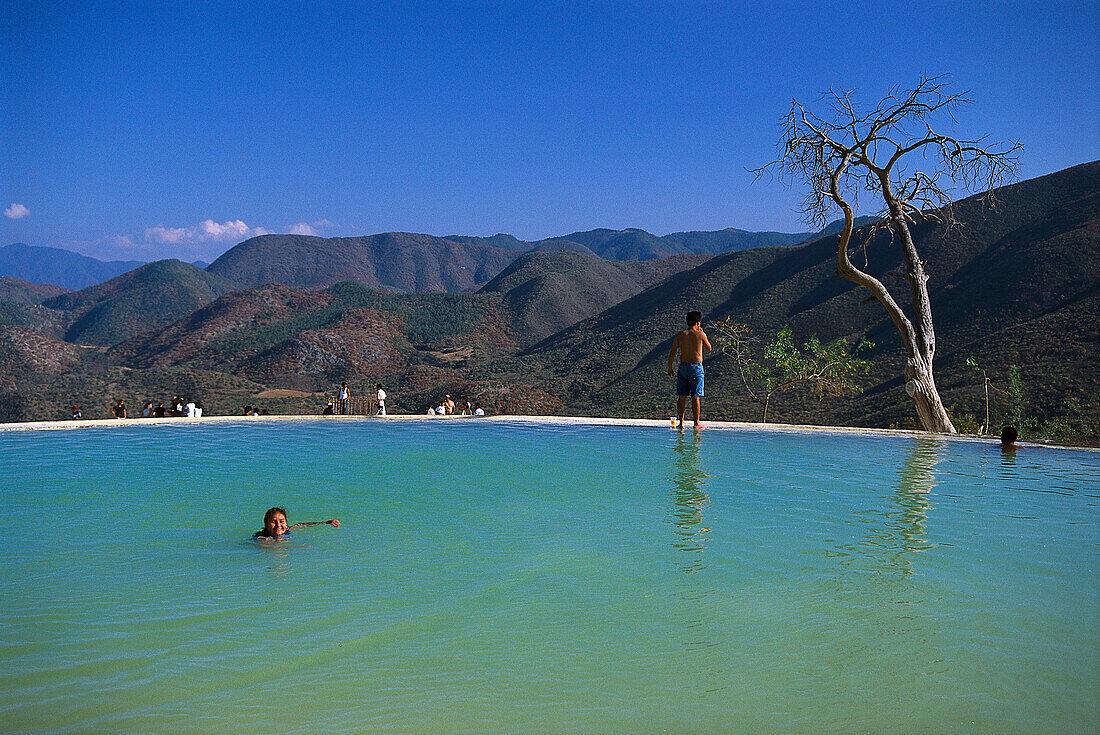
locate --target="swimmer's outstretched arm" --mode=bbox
[288,519,341,529]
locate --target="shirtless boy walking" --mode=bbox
[667,311,712,429]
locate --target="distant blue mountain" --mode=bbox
[0,243,145,290]
[446,218,876,260]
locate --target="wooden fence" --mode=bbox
[329,395,380,415]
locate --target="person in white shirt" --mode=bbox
[473,402,485,416]
[426,404,436,415]
[376,384,387,415]
[338,382,350,414]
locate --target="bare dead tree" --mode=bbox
[759,76,1021,433]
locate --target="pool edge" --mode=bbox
[1,413,1094,452]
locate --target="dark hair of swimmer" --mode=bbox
[264,506,288,525]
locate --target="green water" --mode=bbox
[1,420,1097,733]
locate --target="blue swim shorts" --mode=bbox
[676,362,705,397]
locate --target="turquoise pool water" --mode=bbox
[1,420,1097,733]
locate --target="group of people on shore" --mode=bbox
[326,382,388,416]
[425,394,484,416]
[323,384,487,417]
[86,395,203,420]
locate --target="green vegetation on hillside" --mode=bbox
[43,259,240,345]
[0,164,1096,445]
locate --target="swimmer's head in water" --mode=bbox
[263,507,289,536]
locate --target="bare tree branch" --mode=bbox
[759,75,1021,432]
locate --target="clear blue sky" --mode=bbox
[3,1,1097,262]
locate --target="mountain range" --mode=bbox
[445,225,832,260]
[3,221,864,296]
[0,243,145,290]
[0,163,1095,442]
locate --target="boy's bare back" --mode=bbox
[673,326,711,364]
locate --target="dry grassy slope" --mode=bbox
[0,276,70,305]
[0,326,83,391]
[112,283,335,370]
[111,281,511,390]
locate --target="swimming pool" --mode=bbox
[1,419,1097,732]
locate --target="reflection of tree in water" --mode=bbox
[669,433,712,573]
[853,436,943,580]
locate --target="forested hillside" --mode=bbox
[508,162,1099,436]
[206,233,520,291]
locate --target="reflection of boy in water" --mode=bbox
[254,507,341,539]
[667,311,712,430]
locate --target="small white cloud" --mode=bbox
[289,222,319,236]
[4,203,30,219]
[288,219,336,236]
[107,234,139,250]
[144,219,269,245]
[144,225,190,244]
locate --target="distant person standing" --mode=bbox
[339,382,351,414]
[443,395,455,415]
[376,384,387,416]
[153,401,167,418]
[71,405,82,419]
[112,399,127,419]
[667,310,712,430]
[459,396,472,415]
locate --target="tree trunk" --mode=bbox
[885,184,956,435]
[905,356,955,433]
[831,190,956,434]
